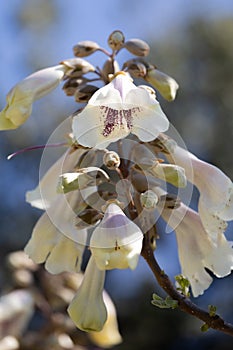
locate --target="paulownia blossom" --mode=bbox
[166,144,233,240]
[90,203,144,270]
[162,203,233,297]
[0,65,68,130]
[72,71,169,149]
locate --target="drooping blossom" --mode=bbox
[162,203,233,297]
[68,256,107,331]
[25,148,96,271]
[72,71,169,149]
[166,143,233,240]
[0,65,68,130]
[24,211,86,274]
[90,202,143,270]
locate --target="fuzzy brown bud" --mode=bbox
[123,59,147,78]
[74,84,99,102]
[108,30,125,50]
[60,58,95,78]
[124,39,150,57]
[62,78,88,96]
[102,59,120,82]
[75,207,103,228]
[73,40,100,57]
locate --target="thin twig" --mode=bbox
[141,229,233,337]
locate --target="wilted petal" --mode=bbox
[72,71,169,149]
[162,203,233,297]
[68,256,107,331]
[0,65,67,129]
[90,203,143,270]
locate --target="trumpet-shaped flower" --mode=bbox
[68,256,107,332]
[162,203,233,297]
[24,211,86,274]
[25,148,93,270]
[89,290,122,348]
[72,71,169,149]
[90,203,143,270]
[166,144,233,240]
[0,65,68,129]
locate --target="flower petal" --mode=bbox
[0,65,67,129]
[162,203,233,297]
[72,72,169,149]
[68,256,107,332]
[90,203,143,270]
[24,211,86,273]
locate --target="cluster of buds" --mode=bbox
[1,30,233,341]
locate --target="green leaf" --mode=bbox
[175,274,190,297]
[151,294,178,309]
[201,323,209,332]
[208,305,217,317]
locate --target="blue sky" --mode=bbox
[1,0,233,92]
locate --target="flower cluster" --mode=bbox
[1,30,233,340]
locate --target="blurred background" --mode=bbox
[1,0,233,349]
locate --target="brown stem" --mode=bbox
[141,230,233,337]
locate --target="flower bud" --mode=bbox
[73,40,100,57]
[145,68,179,101]
[124,39,150,56]
[131,170,159,193]
[75,207,103,228]
[62,78,88,96]
[75,84,99,102]
[151,162,187,188]
[60,58,95,78]
[123,59,147,78]
[108,30,125,50]
[57,167,110,194]
[140,190,159,210]
[102,58,120,82]
[103,151,120,169]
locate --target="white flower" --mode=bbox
[90,203,143,270]
[72,71,169,149]
[68,256,107,332]
[0,65,68,129]
[89,291,122,348]
[24,210,86,274]
[145,68,179,101]
[162,203,233,297]
[166,144,233,239]
[25,149,93,271]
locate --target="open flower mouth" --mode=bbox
[100,105,140,137]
